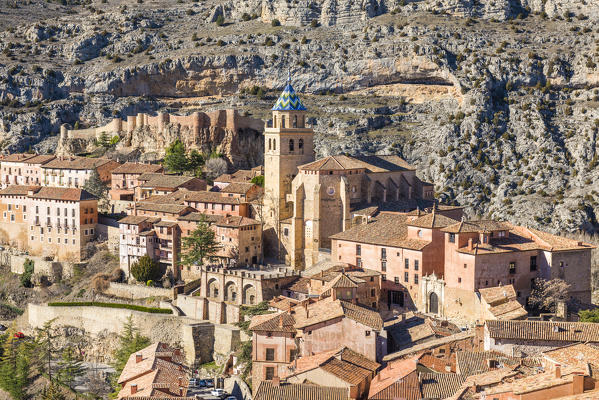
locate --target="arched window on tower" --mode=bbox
[293,115,298,128]
[282,115,286,128]
[299,139,304,154]
[268,138,272,151]
[273,139,276,151]
[274,116,277,128]
[289,139,294,152]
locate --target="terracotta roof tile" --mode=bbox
[485,320,599,342]
[0,185,41,196]
[299,155,414,173]
[420,372,465,399]
[368,357,419,399]
[42,156,115,170]
[542,343,599,369]
[284,277,311,294]
[441,220,513,234]
[139,174,201,189]
[489,300,528,320]
[220,182,258,194]
[478,285,517,305]
[329,212,430,250]
[1,153,37,162]
[135,202,193,215]
[249,312,296,333]
[254,381,348,400]
[151,190,244,205]
[456,351,520,377]
[23,154,56,164]
[383,331,475,362]
[407,213,458,229]
[119,215,160,225]
[30,187,97,201]
[112,163,163,174]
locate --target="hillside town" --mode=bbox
[0,78,597,400]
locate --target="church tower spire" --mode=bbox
[263,74,315,265]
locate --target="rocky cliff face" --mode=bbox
[0,0,598,233]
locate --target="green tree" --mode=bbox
[57,346,86,389]
[110,135,121,146]
[187,149,205,173]
[182,217,221,266]
[34,319,59,381]
[215,14,225,26]
[579,309,599,322]
[110,316,150,397]
[164,139,189,173]
[130,255,161,283]
[20,258,34,288]
[98,132,111,148]
[250,175,264,187]
[0,338,30,400]
[83,169,108,202]
[41,382,66,400]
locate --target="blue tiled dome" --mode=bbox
[272,82,306,111]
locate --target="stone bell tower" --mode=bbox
[263,74,315,261]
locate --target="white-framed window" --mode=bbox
[84,229,88,236]
[2,212,6,219]
[90,228,94,235]
[48,238,51,243]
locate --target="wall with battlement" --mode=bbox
[60,109,263,142]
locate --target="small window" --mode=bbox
[509,262,516,274]
[356,244,361,256]
[414,274,419,284]
[458,277,462,283]
[365,331,371,336]
[414,260,419,271]
[381,248,386,259]
[394,277,399,284]
[265,367,275,381]
[381,274,386,281]
[265,348,275,361]
[289,139,294,152]
[449,233,456,243]
[381,261,386,272]
[530,256,537,271]
[370,288,375,297]
[405,259,409,269]
[404,272,409,282]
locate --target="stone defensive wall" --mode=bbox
[60,109,264,141]
[27,303,242,364]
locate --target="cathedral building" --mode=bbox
[264,78,439,270]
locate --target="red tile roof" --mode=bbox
[112,163,163,174]
[254,381,348,400]
[29,187,97,201]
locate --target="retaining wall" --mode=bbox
[27,303,241,364]
[7,253,63,280]
[104,282,174,300]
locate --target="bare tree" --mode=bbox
[204,158,228,181]
[528,278,571,313]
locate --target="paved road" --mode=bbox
[187,384,237,400]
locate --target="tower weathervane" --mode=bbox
[287,68,291,84]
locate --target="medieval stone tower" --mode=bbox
[263,77,315,260]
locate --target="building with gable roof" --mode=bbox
[116,342,191,399]
[249,296,386,390]
[0,153,56,187]
[263,77,439,271]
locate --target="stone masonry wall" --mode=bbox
[104,282,174,300]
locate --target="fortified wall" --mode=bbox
[57,109,265,169]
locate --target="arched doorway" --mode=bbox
[429,292,439,314]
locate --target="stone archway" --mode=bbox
[243,284,257,305]
[207,278,219,298]
[224,281,238,303]
[429,292,439,315]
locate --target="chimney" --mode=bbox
[468,238,473,251]
[555,364,561,379]
[573,373,584,394]
[303,302,309,318]
[279,315,283,328]
[577,241,583,246]
[272,376,280,387]
[136,353,142,363]
[131,384,138,395]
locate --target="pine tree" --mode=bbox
[110,316,150,397]
[130,255,161,283]
[34,319,59,381]
[98,132,111,148]
[0,338,29,400]
[164,139,189,173]
[182,216,221,266]
[41,383,66,400]
[83,169,108,201]
[57,346,86,389]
